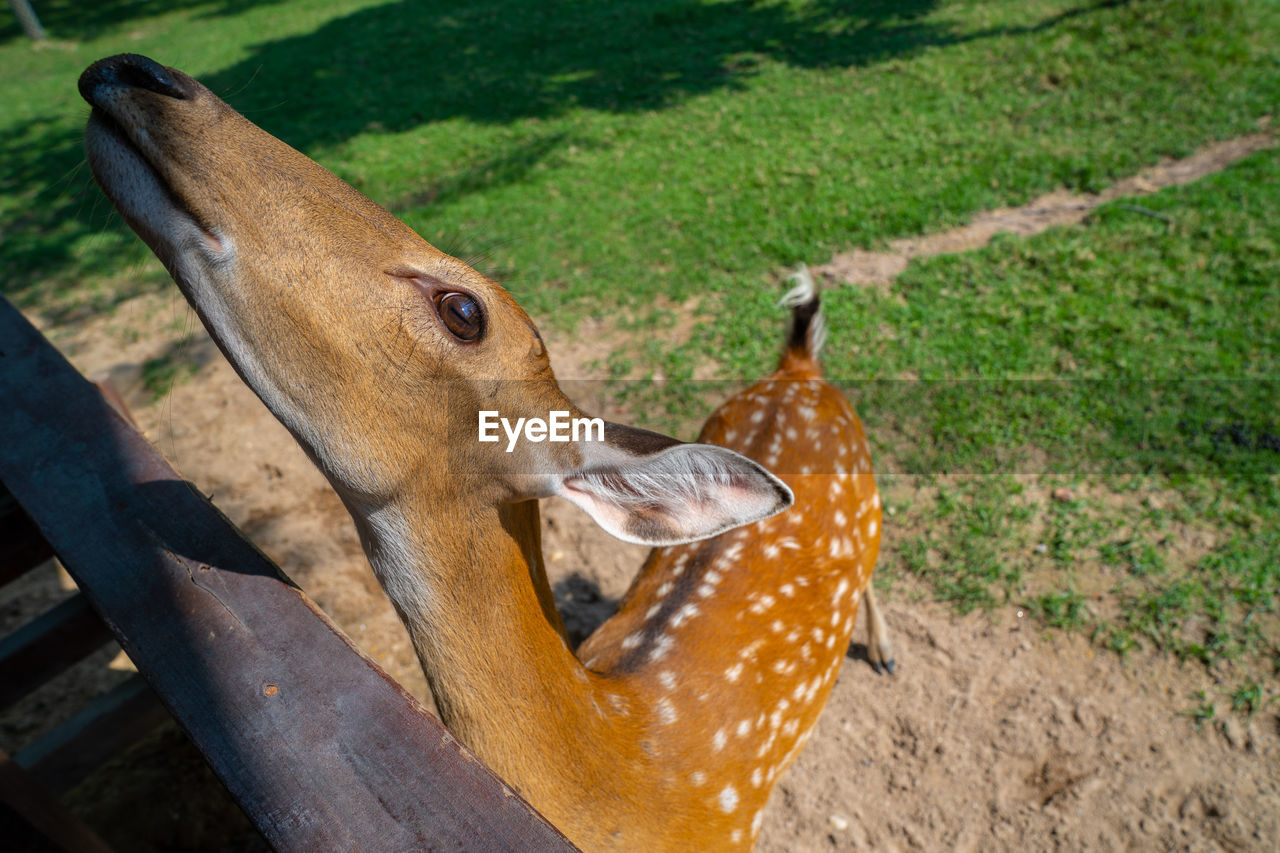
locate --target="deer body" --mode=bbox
[78,54,890,851]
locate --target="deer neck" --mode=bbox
[347,489,629,801]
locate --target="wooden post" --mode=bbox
[8,0,46,41]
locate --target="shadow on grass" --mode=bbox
[0,0,291,45]
[4,0,1138,320]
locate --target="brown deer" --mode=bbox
[79,53,891,851]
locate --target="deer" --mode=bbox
[78,53,892,851]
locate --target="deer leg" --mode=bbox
[863,586,895,675]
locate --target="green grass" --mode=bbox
[140,348,201,399]
[2,0,1277,713]
[3,0,1279,322]
[1183,689,1217,731]
[1229,680,1264,717]
[837,150,1280,711]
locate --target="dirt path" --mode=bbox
[813,132,1274,291]
[8,133,1278,849]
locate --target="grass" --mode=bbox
[140,349,201,399]
[3,0,1279,321]
[1,0,1277,713]
[1184,689,1217,731]
[839,150,1280,712]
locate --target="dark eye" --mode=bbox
[437,292,484,341]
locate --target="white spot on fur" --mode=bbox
[720,785,739,813]
[648,633,674,662]
[670,603,700,628]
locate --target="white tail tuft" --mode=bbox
[780,263,817,307]
[780,264,826,358]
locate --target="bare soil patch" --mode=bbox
[814,133,1275,291]
[6,134,1278,849]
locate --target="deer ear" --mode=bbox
[555,422,793,546]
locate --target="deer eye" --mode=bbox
[437,292,484,341]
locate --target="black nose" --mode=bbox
[79,54,188,105]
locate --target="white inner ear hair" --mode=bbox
[567,446,775,514]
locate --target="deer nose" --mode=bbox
[79,54,188,105]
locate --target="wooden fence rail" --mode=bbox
[0,297,577,851]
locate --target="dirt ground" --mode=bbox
[5,135,1278,850]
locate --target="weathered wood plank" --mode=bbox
[0,594,115,709]
[16,674,168,795]
[0,299,577,852]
